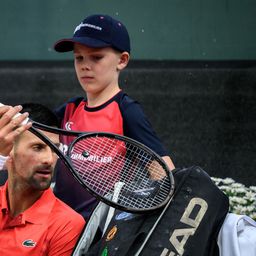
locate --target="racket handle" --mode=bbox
[0,102,29,125]
[103,182,125,234]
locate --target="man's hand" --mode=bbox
[0,105,31,156]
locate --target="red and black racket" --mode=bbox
[0,103,175,213]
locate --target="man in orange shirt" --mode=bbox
[0,103,85,256]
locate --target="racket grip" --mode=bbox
[0,102,29,125]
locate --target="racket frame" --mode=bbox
[0,108,175,213]
[67,132,175,213]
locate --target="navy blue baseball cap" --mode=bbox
[54,14,130,53]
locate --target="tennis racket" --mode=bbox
[0,103,175,213]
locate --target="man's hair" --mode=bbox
[21,103,60,127]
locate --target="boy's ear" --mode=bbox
[117,52,130,70]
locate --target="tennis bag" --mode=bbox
[83,166,229,256]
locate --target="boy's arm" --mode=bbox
[121,99,175,169]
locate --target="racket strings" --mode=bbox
[117,176,171,209]
[71,136,125,192]
[70,135,173,210]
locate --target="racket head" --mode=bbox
[67,132,175,213]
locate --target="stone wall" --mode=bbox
[1,60,255,185]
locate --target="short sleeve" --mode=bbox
[121,99,168,157]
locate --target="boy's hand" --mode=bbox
[0,105,31,156]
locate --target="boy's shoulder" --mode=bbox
[116,91,139,108]
[54,96,86,119]
[61,96,86,109]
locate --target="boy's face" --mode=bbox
[73,44,129,98]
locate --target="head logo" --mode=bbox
[22,239,36,247]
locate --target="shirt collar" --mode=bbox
[24,188,56,224]
[0,182,9,214]
[0,182,56,224]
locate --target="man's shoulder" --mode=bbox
[43,194,85,255]
[52,197,85,225]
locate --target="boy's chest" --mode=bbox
[65,102,124,134]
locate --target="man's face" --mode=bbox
[8,130,59,191]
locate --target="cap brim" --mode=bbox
[54,37,111,52]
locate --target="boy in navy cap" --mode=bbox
[53,14,175,219]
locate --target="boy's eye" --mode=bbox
[75,55,83,61]
[91,55,103,61]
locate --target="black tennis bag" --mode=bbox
[83,166,229,256]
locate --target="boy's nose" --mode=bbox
[81,60,91,71]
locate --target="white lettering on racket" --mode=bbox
[71,153,112,163]
[160,197,208,256]
[59,143,68,155]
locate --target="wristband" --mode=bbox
[0,155,8,170]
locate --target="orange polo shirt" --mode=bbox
[0,182,85,256]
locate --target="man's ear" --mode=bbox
[117,52,130,71]
[6,151,14,165]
